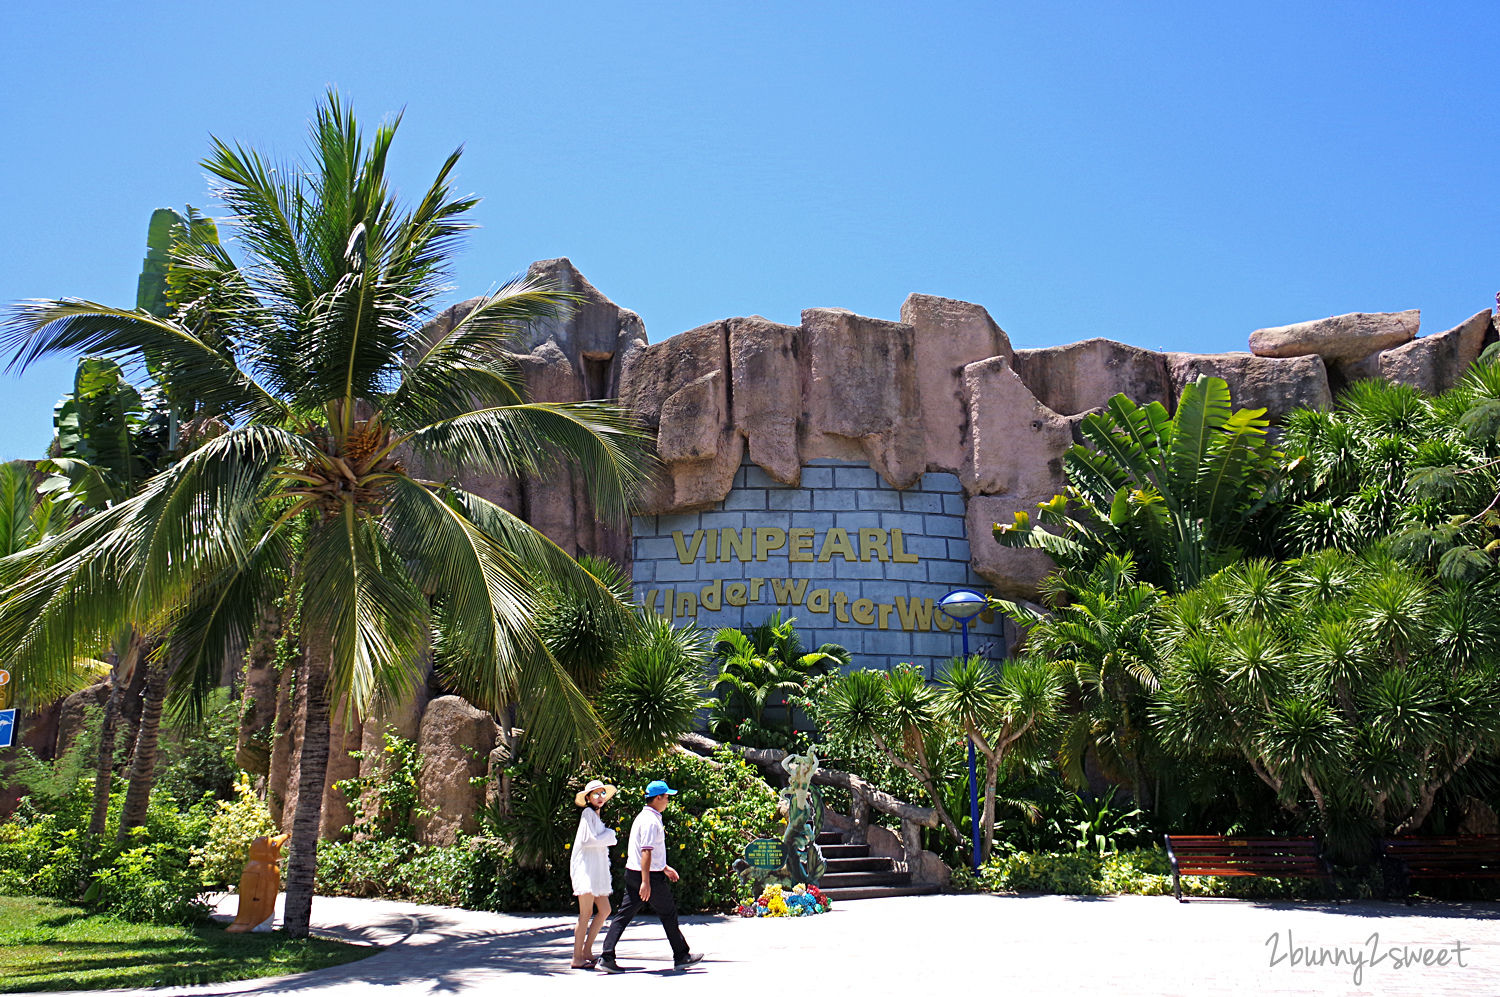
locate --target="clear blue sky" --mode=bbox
[3,1,1497,460]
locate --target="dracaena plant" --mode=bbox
[0,92,653,936]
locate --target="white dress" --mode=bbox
[570,807,617,896]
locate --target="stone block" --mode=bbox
[900,293,1015,473]
[767,489,812,511]
[698,511,747,530]
[1378,309,1491,395]
[926,515,966,538]
[1010,338,1171,416]
[947,539,971,561]
[813,490,856,511]
[1250,309,1418,363]
[1164,352,1332,421]
[416,696,499,846]
[834,466,881,489]
[801,309,926,488]
[961,356,1072,502]
[723,489,768,511]
[800,466,835,489]
[900,491,942,513]
[942,493,967,516]
[728,316,803,484]
[966,494,1055,601]
[857,489,902,511]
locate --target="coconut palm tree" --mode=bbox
[0,93,652,936]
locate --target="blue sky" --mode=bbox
[3,1,1497,459]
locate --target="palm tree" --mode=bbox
[710,613,848,736]
[0,93,652,936]
[995,553,1163,808]
[936,654,1063,863]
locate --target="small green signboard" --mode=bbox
[742,838,782,871]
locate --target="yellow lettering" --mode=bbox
[851,598,875,625]
[725,582,749,607]
[817,528,857,562]
[878,603,894,630]
[935,611,954,631]
[754,527,787,560]
[722,527,754,562]
[705,528,718,563]
[807,588,831,614]
[769,577,808,605]
[890,528,919,564]
[788,527,815,562]
[699,579,722,612]
[894,596,934,632]
[643,589,660,616]
[833,591,850,623]
[858,528,889,562]
[672,530,704,564]
[675,591,698,618]
[749,578,765,602]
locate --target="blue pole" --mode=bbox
[962,619,979,872]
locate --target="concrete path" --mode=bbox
[36,892,1500,997]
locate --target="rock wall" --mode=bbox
[16,259,1496,842]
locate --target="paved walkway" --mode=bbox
[38,892,1500,997]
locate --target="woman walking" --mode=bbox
[570,779,618,969]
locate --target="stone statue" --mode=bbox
[227,832,289,933]
[734,748,826,891]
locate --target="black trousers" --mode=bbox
[601,869,689,962]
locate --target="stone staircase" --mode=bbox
[815,831,941,901]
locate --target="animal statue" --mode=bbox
[227,832,289,933]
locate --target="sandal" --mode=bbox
[571,959,596,970]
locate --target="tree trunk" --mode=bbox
[236,601,284,777]
[117,656,168,839]
[88,670,124,836]
[88,636,144,835]
[282,625,332,939]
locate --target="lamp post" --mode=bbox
[937,588,987,872]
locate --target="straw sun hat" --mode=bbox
[575,779,618,807]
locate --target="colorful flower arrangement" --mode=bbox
[734,883,832,918]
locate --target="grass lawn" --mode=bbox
[0,894,376,993]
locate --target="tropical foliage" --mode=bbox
[1152,551,1500,855]
[993,375,1283,593]
[709,612,849,747]
[0,93,652,936]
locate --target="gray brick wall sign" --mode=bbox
[632,459,1007,679]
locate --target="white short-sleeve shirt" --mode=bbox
[626,805,667,871]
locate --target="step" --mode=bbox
[818,870,912,889]
[820,883,942,902]
[815,831,843,846]
[823,856,894,873]
[818,844,871,859]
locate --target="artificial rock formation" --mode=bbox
[20,259,1492,841]
[1250,310,1419,363]
[414,696,499,845]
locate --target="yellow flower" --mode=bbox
[564,843,571,850]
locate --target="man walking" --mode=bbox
[598,780,703,972]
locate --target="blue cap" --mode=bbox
[644,780,678,798]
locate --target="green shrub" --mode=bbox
[316,837,476,907]
[86,834,209,924]
[192,773,279,889]
[607,747,780,912]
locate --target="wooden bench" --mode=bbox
[1163,834,1331,902]
[1380,836,1500,903]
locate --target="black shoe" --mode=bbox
[597,957,627,973]
[673,953,704,968]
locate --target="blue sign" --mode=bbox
[0,709,14,749]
